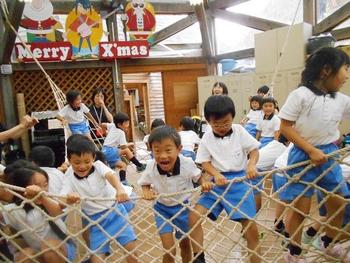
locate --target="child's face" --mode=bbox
[251,101,260,110]
[72,95,82,109]
[30,172,49,192]
[262,102,275,116]
[209,113,233,137]
[118,121,130,132]
[325,64,349,93]
[212,86,224,95]
[152,138,182,173]
[69,153,95,178]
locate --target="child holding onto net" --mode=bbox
[60,134,138,263]
[57,90,99,141]
[279,47,350,262]
[189,95,261,263]
[138,125,205,263]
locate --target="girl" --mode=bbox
[241,95,263,138]
[256,97,280,148]
[212,81,228,95]
[57,89,99,141]
[143,118,165,151]
[179,116,200,161]
[279,47,350,262]
[1,166,76,262]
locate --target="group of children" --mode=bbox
[0,46,350,263]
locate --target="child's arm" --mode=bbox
[280,119,327,165]
[56,115,68,126]
[202,161,228,186]
[246,148,259,179]
[141,185,157,200]
[197,174,214,192]
[85,112,100,128]
[274,130,280,141]
[240,117,249,125]
[105,171,129,202]
[256,131,261,141]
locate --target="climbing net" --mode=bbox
[0,146,349,263]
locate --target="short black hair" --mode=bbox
[151,118,165,130]
[114,112,130,128]
[29,146,55,167]
[212,82,228,95]
[204,95,235,121]
[92,87,106,101]
[67,134,96,159]
[4,160,40,185]
[180,116,195,131]
[148,125,181,148]
[66,90,81,105]
[261,97,277,107]
[250,95,263,110]
[95,150,107,165]
[257,85,269,95]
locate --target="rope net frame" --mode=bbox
[0,146,349,262]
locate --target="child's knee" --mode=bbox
[179,238,191,251]
[242,221,259,240]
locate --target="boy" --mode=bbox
[189,95,261,263]
[61,134,138,263]
[102,113,146,183]
[138,125,206,263]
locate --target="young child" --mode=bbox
[241,95,263,138]
[279,47,350,262]
[60,134,138,262]
[57,90,99,141]
[257,85,269,97]
[212,81,228,95]
[143,118,165,151]
[2,166,76,262]
[179,116,200,161]
[256,97,280,148]
[138,125,204,263]
[189,95,261,263]
[29,145,65,195]
[102,113,146,182]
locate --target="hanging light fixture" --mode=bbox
[189,0,203,6]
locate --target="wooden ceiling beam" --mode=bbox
[195,3,215,59]
[314,1,350,34]
[50,0,194,14]
[208,0,250,10]
[214,48,254,62]
[151,13,198,47]
[331,27,350,41]
[210,9,287,31]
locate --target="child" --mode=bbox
[60,134,138,262]
[143,118,165,151]
[256,97,280,148]
[102,113,146,181]
[2,166,76,262]
[57,89,99,141]
[189,95,261,263]
[241,95,263,138]
[29,145,65,195]
[138,125,204,263]
[257,85,269,97]
[179,116,200,161]
[212,81,228,95]
[279,47,350,262]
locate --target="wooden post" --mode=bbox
[303,0,316,26]
[16,93,30,158]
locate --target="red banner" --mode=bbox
[15,42,72,62]
[99,40,149,60]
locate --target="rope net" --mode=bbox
[0,146,349,263]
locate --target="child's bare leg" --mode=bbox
[179,237,192,263]
[116,160,127,182]
[14,247,36,263]
[91,254,106,263]
[159,233,176,263]
[254,194,262,212]
[189,204,208,254]
[40,239,68,263]
[120,148,134,159]
[275,200,287,221]
[123,240,138,263]
[241,220,261,263]
[324,194,345,241]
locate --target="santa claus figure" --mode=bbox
[125,0,156,40]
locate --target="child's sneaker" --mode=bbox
[301,231,314,245]
[136,164,146,172]
[284,252,306,263]
[320,243,350,262]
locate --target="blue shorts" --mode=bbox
[87,203,137,254]
[65,240,77,262]
[181,150,196,161]
[197,171,256,221]
[122,191,136,214]
[250,175,264,195]
[272,172,288,194]
[154,201,189,239]
[259,137,274,148]
[69,121,89,135]
[280,144,350,201]
[102,146,121,168]
[245,123,257,138]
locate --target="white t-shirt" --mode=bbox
[246,110,263,125]
[196,124,260,172]
[340,156,350,183]
[256,115,281,137]
[143,134,150,144]
[61,160,118,215]
[179,130,200,152]
[279,86,350,145]
[274,143,294,169]
[2,203,67,251]
[103,123,127,148]
[256,141,287,171]
[138,155,201,206]
[58,103,89,124]
[41,167,65,195]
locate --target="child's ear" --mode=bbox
[178,144,183,152]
